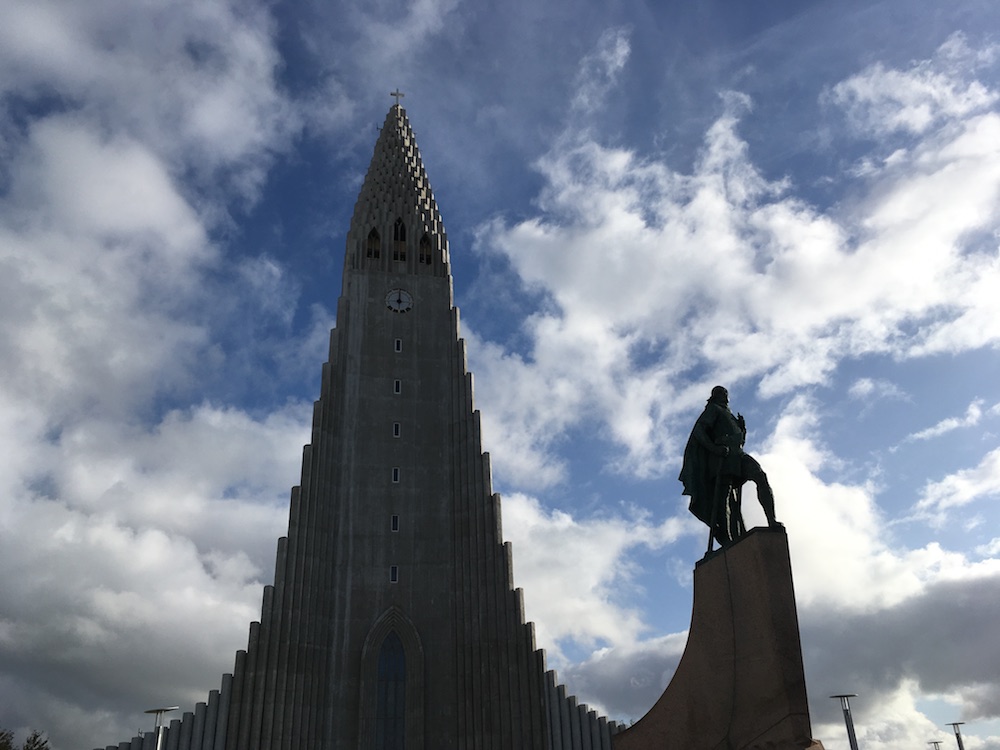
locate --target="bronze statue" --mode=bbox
[679,386,780,550]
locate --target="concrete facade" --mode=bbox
[97,105,621,750]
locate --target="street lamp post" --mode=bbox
[830,694,860,750]
[144,706,179,750]
[946,722,966,750]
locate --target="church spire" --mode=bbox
[346,103,449,275]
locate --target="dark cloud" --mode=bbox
[559,635,686,721]
[803,572,1000,723]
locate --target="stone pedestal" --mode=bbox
[612,527,823,750]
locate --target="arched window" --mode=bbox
[367,228,381,259]
[359,608,424,748]
[393,218,406,261]
[375,632,406,749]
[418,233,432,265]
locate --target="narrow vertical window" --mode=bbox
[393,218,406,261]
[389,566,399,584]
[375,631,405,748]
[394,338,402,352]
[418,233,432,265]
[393,422,401,438]
[391,515,399,532]
[367,228,381,259]
[393,380,401,394]
[392,467,400,483]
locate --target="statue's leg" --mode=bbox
[714,525,729,548]
[715,478,733,547]
[742,455,780,527]
[732,484,746,538]
[724,486,744,541]
[706,463,730,552]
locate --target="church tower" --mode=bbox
[98,102,623,750]
[239,101,550,749]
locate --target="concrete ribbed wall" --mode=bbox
[97,679,231,750]
[102,667,625,750]
[543,669,626,750]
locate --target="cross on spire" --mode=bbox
[390,89,405,106]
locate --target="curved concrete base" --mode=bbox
[613,528,823,750]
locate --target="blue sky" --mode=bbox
[1,1,1000,748]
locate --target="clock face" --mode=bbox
[385,288,413,313]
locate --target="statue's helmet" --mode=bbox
[710,385,728,402]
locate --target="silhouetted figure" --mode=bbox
[679,386,779,549]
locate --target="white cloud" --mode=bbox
[908,399,986,441]
[0,118,217,426]
[752,396,998,612]
[827,33,999,136]
[918,447,1000,517]
[347,0,463,83]
[466,332,572,489]
[0,117,322,687]
[473,37,1000,486]
[0,498,265,729]
[501,493,687,663]
[0,397,309,746]
[976,538,1000,557]
[0,0,295,202]
[849,377,909,402]
[571,27,631,115]
[0,3,316,745]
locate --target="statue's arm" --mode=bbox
[692,409,726,456]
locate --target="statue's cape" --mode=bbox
[679,431,716,525]
[678,403,743,524]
